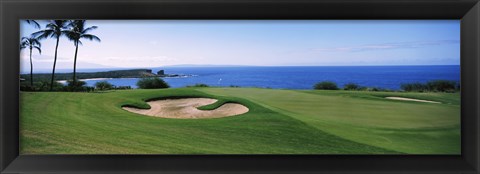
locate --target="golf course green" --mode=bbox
[20,88,460,154]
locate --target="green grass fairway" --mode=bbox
[20,88,460,154]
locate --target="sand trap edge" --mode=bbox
[385,97,441,104]
[122,98,249,119]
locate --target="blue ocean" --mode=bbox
[79,65,460,90]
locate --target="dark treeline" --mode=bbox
[20,80,132,92]
[400,80,459,92]
[313,80,460,93]
[20,77,168,92]
[20,69,154,82]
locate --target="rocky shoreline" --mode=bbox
[21,69,194,82]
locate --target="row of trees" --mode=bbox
[86,78,169,91]
[20,20,101,91]
[400,80,459,92]
[313,81,375,91]
[313,80,460,92]
[93,77,169,90]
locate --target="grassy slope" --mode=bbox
[20,88,397,154]
[198,88,460,154]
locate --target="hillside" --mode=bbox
[21,69,165,81]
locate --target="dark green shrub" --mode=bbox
[24,80,64,91]
[401,80,459,92]
[20,84,35,91]
[95,81,113,90]
[426,80,457,92]
[66,80,87,92]
[187,83,209,87]
[369,87,379,91]
[137,77,170,89]
[343,83,360,90]
[20,80,36,91]
[82,86,95,92]
[67,80,86,87]
[313,81,339,90]
[400,82,427,92]
[357,86,368,91]
[44,81,64,91]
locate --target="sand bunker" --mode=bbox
[122,98,249,119]
[385,97,441,104]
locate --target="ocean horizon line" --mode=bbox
[103,64,461,68]
[23,64,461,74]
[22,65,459,90]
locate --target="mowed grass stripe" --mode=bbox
[20,89,395,154]
[198,88,460,154]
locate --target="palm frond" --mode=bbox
[75,20,86,31]
[82,26,98,33]
[54,20,68,29]
[45,23,56,30]
[31,39,41,47]
[20,38,29,50]
[64,20,100,45]
[62,30,80,44]
[20,36,42,51]
[81,34,101,42]
[32,29,54,40]
[41,20,69,38]
[25,20,41,29]
[21,37,29,42]
[33,46,42,54]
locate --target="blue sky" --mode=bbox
[20,20,460,72]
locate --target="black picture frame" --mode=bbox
[1,0,479,173]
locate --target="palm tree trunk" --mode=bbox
[73,42,79,86]
[50,37,60,91]
[29,48,33,87]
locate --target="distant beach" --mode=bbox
[57,78,112,84]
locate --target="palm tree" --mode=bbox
[63,20,100,84]
[20,36,41,87]
[25,20,41,29]
[32,20,68,91]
